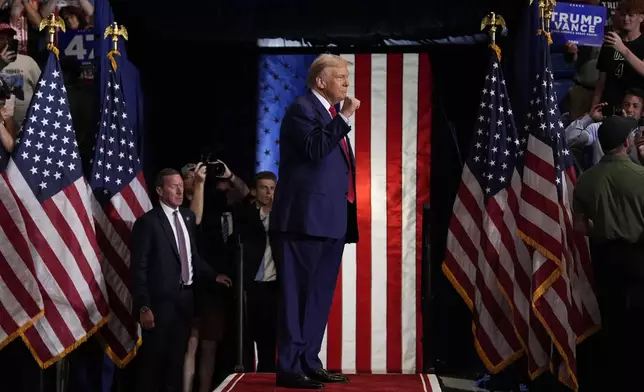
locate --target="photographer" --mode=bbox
[565,88,644,169]
[181,162,206,224]
[0,22,39,127]
[182,158,248,392]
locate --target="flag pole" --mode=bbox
[104,22,129,72]
[537,0,556,44]
[38,15,68,392]
[480,11,507,60]
[100,22,130,392]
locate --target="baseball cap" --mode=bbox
[598,116,638,152]
[180,163,197,178]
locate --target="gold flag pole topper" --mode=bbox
[104,22,129,72]
[481,12,507,60]
[538,0,557,44]
[40,13,65,57]
[39,13,65,57]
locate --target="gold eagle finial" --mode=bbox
[104,22,129,71]
[481,12,507,45]
[104,22,129,52]
[39,14,65,56]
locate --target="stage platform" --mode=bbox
[213,373,443,392]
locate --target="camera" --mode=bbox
[0,75,23,101]
[201,153,226,177]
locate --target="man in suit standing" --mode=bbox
[236,171,279,372]
[270,54,360,389]
[131,168,222,392]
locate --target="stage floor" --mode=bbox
[213,373,443,392]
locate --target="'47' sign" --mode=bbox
[58,29,95,62]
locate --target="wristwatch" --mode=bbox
[140,306,150,313]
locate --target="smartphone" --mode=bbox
[7,38,18,54]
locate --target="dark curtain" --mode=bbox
[137,43,259,187]
[427,43,490,377]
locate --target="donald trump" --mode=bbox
[270,54,360,389]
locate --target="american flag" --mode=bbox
[442,48,552,378]
[90,64,151,367]
[0,144,44,351]
[516,32,600,390]
[3,50,110,367]
[257,53,430,373]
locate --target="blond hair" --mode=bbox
[306,54,352,89]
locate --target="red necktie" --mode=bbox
[329,106,356,203]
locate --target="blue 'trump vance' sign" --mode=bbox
[551,2,607,47]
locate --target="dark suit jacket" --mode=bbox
[131,206,216,312]
[270,90,359,243]
[235,202,271,285]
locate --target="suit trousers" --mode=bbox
[247,280,279,372]
[270,232,345,376]
[135,288,194,392]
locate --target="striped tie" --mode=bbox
[173,211,190,284]
[222,213,230,243]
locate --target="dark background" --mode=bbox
[112,0,526,377]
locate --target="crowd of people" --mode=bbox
[0,0,96,163]
[558,0,644,391]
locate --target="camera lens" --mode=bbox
[213,162,226,177]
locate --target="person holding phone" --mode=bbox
[0,22,39,127]
[566,88,644,168]
[593,0,644,116]
[0,35,16,70]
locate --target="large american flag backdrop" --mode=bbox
[256,53,431,373]
[90,62,152,367]
[1,51,110,367]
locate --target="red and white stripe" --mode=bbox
[442,162,551,376]
[518,135,600,390]
[4,162,110,367]
[0,174,44,348]
[317,53,431,374]
[94,172,152,367]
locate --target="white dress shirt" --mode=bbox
[255,208,277,282]
[160,202,194,285]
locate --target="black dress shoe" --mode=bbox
[276,373,324,389]
[306,368,349,383]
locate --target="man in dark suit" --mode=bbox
[131,168,223,392]
[236,171,278,372]
[270,54,360,389]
